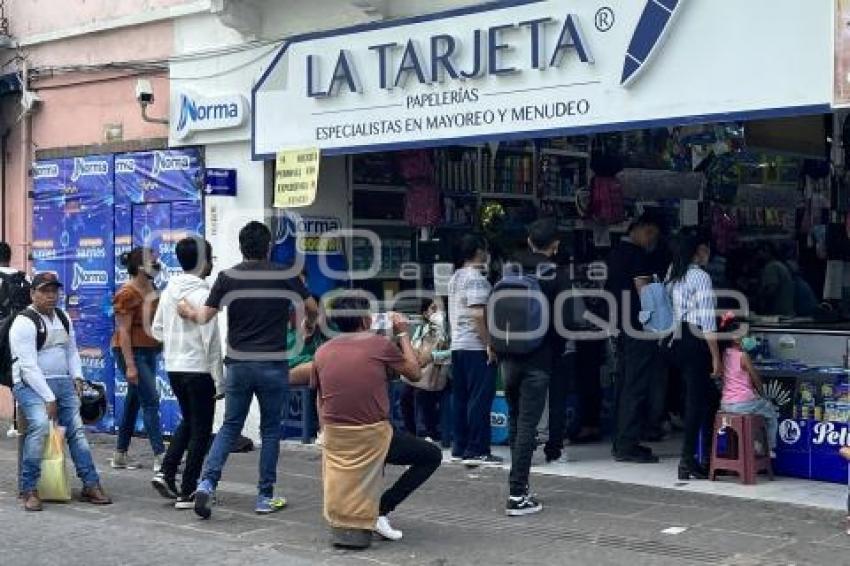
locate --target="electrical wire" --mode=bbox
[29,36,286,79]
[169,43,281,80]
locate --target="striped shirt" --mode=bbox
[668,265,716,332]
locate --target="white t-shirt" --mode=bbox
[448,266,491,351]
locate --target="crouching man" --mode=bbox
[11,272,111,511]
[294,293,442,548]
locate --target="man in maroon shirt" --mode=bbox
[297,294,442,543]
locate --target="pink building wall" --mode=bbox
[0,2,184,420]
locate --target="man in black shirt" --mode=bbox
[499,219,572,517]
[178,221,318,518]
[605,214,662,463]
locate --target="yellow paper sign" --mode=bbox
[274,148,320,208]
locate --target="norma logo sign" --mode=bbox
[174,92,248,140]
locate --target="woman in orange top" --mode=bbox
[111,247,164,471]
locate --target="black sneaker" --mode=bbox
[151,473,180,500]
[463,454,504,468]
[506,494,543,517]
[175,494,195,510]
[614,449,660,464]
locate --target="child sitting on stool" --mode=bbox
[718,316,779,458]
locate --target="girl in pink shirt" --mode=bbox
[719,321,778,456]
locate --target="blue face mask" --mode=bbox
[741,336,758,353]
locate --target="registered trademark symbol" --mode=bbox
[595,7,615,32]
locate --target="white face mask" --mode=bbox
[428,311,446,327]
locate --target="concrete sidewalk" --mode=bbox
[2,433,850,565]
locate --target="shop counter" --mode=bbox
[756,361,850,483]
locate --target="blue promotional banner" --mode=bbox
[115,148,203,204]
[33,156,117,433]
[271,210,348,298]
[113,148,204,435]
[34,149,205,437]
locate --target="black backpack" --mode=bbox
[487,263,550,356]
[0,271,32,319]
[0,307,70,388]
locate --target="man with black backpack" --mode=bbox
[489,219,571,517]
[5,272,111,511]
[0,242,32,319]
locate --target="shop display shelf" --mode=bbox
[541,148,590,159]
[352,184,409,194]
[353,219,410,227]
[441,192,480,199]
[479,192,536,201]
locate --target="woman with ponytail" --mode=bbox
[666,230,721,481]
[111,247,164,471]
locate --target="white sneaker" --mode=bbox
[374,516,403,541]
[153,454,164,473]
[111,451,128,469]
[6,426,19,439]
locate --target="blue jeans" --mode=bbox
[451,350,496,459]
[201,361,288,497]
[14,379,101,493]
[116,348,165,455]
[721,397,779,451]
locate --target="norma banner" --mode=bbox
[271,210,347,298]
[274,148,320,208]
[253,0,832,157]
[32,156,117,433]
[33,148,205,436]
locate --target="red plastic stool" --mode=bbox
[709,412,773,485]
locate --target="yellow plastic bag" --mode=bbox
[37,423,71,502]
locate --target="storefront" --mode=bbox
[172,0,850,480]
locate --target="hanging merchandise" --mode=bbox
[405,183,442,227]
[589,175,625,225]
[711,206,738,255]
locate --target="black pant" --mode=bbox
[575,340,604,431]
[400,384,441,439]
[379,429,442,516]
[160,372,216,497]
[545,353,573,458]
[503,358,550,496]
[667,326,719,463]
[614,335,662,455]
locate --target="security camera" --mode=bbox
[135,79,155,105]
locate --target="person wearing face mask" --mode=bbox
[666,230,722,481]
[400,297,450,441]
[111,247,164,472]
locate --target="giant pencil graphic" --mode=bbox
[621,0,684,86]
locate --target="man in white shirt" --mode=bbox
[448,234,501,468]
[150,237,223,509]
[11,272,111,511]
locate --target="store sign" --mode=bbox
[173,91,248,140]
[253,0,832,157]
[273,148,320,208]
[204,168,237,196]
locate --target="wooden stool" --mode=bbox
[709,412,774,485]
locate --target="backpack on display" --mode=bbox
[488,264,548,355]
[0,271,32,319]
[0,307,70,388]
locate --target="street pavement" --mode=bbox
[1,434,849,566]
